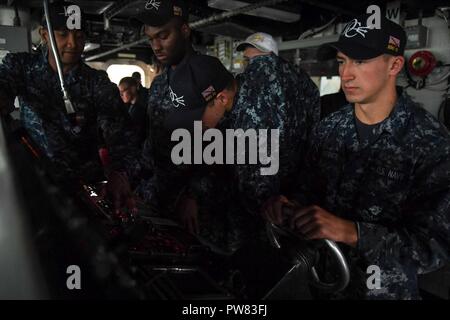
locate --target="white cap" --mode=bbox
[236,32,279,56]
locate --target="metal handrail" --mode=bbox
[267,220,350,293]
[43,0,75,114]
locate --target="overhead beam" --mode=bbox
[299,0,358,17]
[278,34,339,51]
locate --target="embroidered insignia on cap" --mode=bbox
[173,6,182,16]
[252,34,264,42]
[343,19,372,38]
[145,0,161,10]
[387,35,400,52]
[202,85,216,102]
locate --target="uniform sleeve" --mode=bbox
[357,145,450,274]
[0,52,27,113]
[233,73,293,215]
[93,71,141,177]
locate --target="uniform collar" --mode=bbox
[247,52,276,66]
[163,47,196,75]
[371,87,412,140]
[338,87,412,152]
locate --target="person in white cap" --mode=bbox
[160,30,321,252]
[196,31,321,249]
[166,37,320,253]
[236,32,279,60]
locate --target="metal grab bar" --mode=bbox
[266,219,350,293]
[43,0,75,115]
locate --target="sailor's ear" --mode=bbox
[389,55,405,76]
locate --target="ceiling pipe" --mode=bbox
[84,37,148,62]
[298,0,358,17]
[103,0,140,20]
[86,0,289,61]
[190,0,289,29]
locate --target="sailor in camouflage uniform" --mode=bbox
[0,3,138,212]
[131,0,198,217]
[160,40,320,252]
[232,32,320,215]
[263,15,450,299]
[202,33,320,250]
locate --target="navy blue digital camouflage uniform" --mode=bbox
[224,53,320,212]
[192,53,321,251]
[293,89,450,299]
[135,54,197,216]
[0,49,139,183]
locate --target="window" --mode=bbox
[320,76,341,96]
[106,64,145,85]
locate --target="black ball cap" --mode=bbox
[41,2,86,31]
[164,53,235,131]
[133,0,189,27]
[317,14,407,61]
